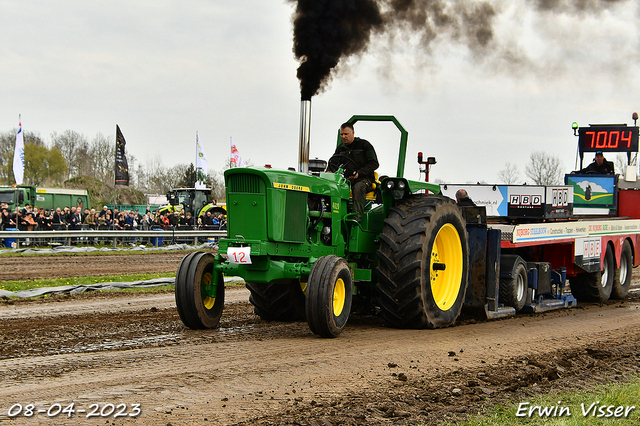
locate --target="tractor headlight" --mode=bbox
[397,180,406,190]
[386,180,395,190]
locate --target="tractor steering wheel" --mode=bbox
[328,154,358,177]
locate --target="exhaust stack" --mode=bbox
[298,99,311,174]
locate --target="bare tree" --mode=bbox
[498,162,520,184]
[166,163,189,189]
[88,133,115,183]
[208,170,226,201]
[51,130,89,180]
[525,151,564,185]
[613,153,637,176]
[143,154,168,194]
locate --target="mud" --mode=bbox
[1,252,640,425]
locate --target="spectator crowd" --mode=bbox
[0,203,227,232]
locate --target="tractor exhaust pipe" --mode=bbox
[298,99,311,174]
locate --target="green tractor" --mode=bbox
[159,187,226,219]
[175,115,469,337]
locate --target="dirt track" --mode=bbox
[1,251,640,425]
[0,251,188,281]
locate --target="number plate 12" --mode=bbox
[227,246,252,264]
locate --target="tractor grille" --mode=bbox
[283,190,306,242]
[228,174,263,194]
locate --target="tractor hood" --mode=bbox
[225,166,351,200]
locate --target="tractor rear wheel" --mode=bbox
[246,280,305,321]
[305,255,353,338]
[570,246,614,303]
[175,252,225,329]
[376,195,469,329]
[611,240,633,300]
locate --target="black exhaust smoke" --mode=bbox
[289,0,501,100]
[290,0,383,101]
[290,0,629,172]
[289,0,630,100]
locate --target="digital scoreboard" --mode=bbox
[578,125,639,153]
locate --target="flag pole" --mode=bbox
[195,131,198,186]
[113,125,118,247]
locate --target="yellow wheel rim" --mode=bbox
[202,272,216,310]
[430,223,463,311]
[333,278,346,317]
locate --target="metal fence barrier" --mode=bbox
[0,229,227,248]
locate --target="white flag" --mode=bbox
[195,132,208,189]
[230,137,245,168]
[13,114,24,185]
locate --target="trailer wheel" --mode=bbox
[570,247,614,303]
[611,240,633,300]
[175,252,225,329]
[246,280,305,321]
[305,255,352,338]
[499,256,528,311]
[376,195,469,329]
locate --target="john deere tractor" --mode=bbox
[175,115,469,337]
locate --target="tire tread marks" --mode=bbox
[246,281,305,322]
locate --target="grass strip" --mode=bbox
[0,248,202,257]
[448,375,640,426]
[1,273,176,293]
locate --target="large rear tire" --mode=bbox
[570,246,614,303]
[306,255,353,338]
[376,195,469,329]
[175,252,225,329]
[246,280,305,321]
[611,240,633,300]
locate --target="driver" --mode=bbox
[574,151,615,174]
[327,122,379,221]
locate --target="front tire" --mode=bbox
[376,195,469,329]
[611,240,633,300]
[175,252,225,329]
[306,255,353,338]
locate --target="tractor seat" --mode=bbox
[366,172,380,200]
[349,172,380,201]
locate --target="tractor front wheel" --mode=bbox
[175,252,225,329]
[305,255,353,338]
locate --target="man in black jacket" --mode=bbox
[576,151,615,174]
[455,189,476,207]
[328,122,379,221]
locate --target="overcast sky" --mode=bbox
[1,0,639,185]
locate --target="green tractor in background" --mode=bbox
[175,115,469,337]
[158,187,226,219]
